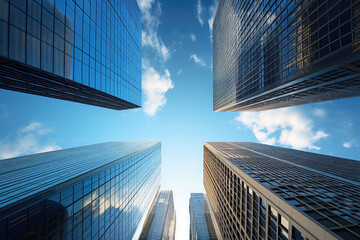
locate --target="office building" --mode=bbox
[213,0,360,112]
[139,190,176,240]
[0,142,161,240]
[203,142,360,240]
[189,193,220,240]
[0,0,141,110]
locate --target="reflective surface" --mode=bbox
[139,190,176,240]
[189,193,218,240]
[213,0,360,111]
[204,142,360,240]
[0,142,161,240]
[0,0,141,107]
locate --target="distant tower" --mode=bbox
[203,142,360,239]
[139,190,176,240]
[213,0,360,112]
[0,0,142,110]
[189,193,220,240]
[0,142,161,239]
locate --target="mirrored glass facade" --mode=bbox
[0,0,141,110]
[139,190,176,240]
[189,193,219,240]
[203,142,360,240]
[0,142,161,240]
[213,0,360,112]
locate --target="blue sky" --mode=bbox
[0,0,360,239]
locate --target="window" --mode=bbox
[280,215,289,230]
[292,226,304,240]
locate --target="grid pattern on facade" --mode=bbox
[139,190,176,240]
[189,193,219,240]
[203,142,360,240]
[213,0,360,112]
[0,0,141,109]
[0,142,161,240]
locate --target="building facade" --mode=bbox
[139,190,176,240]
[213,0,360,112]
[189,193,220,240]
[0,142,161,240]
[203,142,360,240]
[0,0,141,110]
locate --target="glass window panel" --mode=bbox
[74,59,82,83]
[41,42,53,72]
[54,34,64,51]
[43,0,54,14]
[292,226,304,240]
[0,20,8,57]
[261,198,266,209]
[65,53,73,79]
[42,26,53,45]
[82,64,89,86]
[7,210,27,239]
[27,34,40,68]
[280,215,289,230]
[270,206,278,219]
[10,5,26,30]
[55,0,65,22]
[28,0,41,21]
[42,9,54,31]
[55,18,65,37]
[9,26,25,62]
[10,0,26,12]
[54,48,64,76]
[0,0,9,22]
[27,16,41,38]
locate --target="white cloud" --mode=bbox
[142,64,174,116]
[196,0,204,26]
[0,122,61,160]
[208,0,217,40]
[190,54,206,67]
[190,33,196,42]
[235,108,329,150]
[313,108,326,118]
[343,142,352,148]
[137,0,170,61]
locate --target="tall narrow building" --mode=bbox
[0,0,141,110]
[0,142,161,240]
[203,142,360,240]
[213,0,360,112]
[189,193,220,240]
[139,190,176,240]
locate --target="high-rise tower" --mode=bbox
[0,0,141,110]
[189,193,220,240]
[204,142,360,240]
[139,190,176,240]
[213,0,360,112]
[0,142,161,239]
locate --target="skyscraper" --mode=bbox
[203,142,360,240]
[213,0,360,112]
[139,190,176,240]
[0,142,161,240]
[0,0,141,110]
[189,193,220,240]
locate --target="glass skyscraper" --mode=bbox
[0,141,161,240]
[139,190,176,240]
[213,0,360,112]
[189,193,219,240]
[203,142,360,240]
[0,0,141,110]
